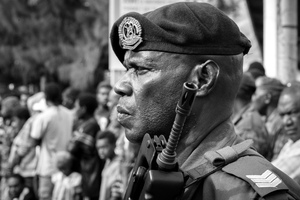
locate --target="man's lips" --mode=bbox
[285,128,297,135]
[116,105,132,123]
[116,105,131,115]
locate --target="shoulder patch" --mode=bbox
[222,156,288,197]
[246,170,282,188]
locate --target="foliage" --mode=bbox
[0,0,109,91]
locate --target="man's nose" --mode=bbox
[283,115,293,126]
[114,74,133,97]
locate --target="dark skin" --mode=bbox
[278,90,300,142]
[114,50,244,167]
[251,87,275,117]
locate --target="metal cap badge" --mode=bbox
[118,17,143,50]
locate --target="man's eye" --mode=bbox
[132,66,148,74]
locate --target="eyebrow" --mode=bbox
[123,57,158,68]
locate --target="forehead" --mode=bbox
[278,93,300,110]
[8,177,20,185]
[96,138,110,146]
[124,50,192,68]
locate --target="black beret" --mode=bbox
[110,2,252,63]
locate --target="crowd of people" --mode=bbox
[233,61,300,184]
[0,81,137,200]
[1,1,300,200]
[2,64,300,200]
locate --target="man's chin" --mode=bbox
[124,129,145,144]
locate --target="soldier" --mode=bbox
[251,76,287,160]
[232,73,271,160]
[110,2,300,199]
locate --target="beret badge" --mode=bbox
[118,17,143,50]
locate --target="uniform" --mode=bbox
[179,121,300,200]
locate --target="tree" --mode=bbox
[0,0,109,91]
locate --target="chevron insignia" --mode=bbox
[246,170,282,188]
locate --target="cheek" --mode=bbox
[295,117,300,128]
[135,79,182,134]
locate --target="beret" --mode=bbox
[255,77,285,93]
[110,2,252,63]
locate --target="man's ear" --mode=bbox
[190,60,220,96]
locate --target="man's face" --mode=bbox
[11,117,25,132]
[62,95,75,110]
[278,93,300,142]
[96,138,115,160]
[7,177,23,198]
[114,51,191,143]
[251,88,268,115]
[97,87,111,106]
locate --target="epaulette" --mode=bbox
[222,152,300,199]
[182,140,300,200]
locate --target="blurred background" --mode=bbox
[0,0,298,96]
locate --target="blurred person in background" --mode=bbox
[246,61,266,80]
[106,90,123,139]
[272,82,300,185]
[30,83,74,200]
[62,87,80,111]
[51,151,82,200]
[8,92,46,199]
[95,81,112,130]
[8,107,36,191]
[251,77,287,160]
[96,130,122,200]
[18,85,30,108]
[2,173,36,200]
[0,96,21,126]
[68,92,104,200]
[232,73,271,159]
[0,96,21,198]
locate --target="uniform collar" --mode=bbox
[180,118,238,171]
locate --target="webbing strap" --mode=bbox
[204,139,253,166]
[181,140,255,200]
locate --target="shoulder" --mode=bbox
[221,155,300,199]
[242,110,265,127]
[234,110,266,134]
[188,151,300,200]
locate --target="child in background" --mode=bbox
[2,173,36,200]
[51,151,82,200]
[96,130,123,200]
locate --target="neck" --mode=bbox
[176,110,234,169]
